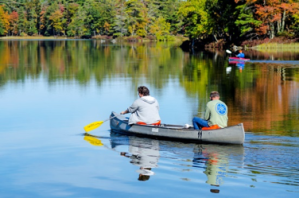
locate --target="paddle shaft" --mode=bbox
[104,115,117,123]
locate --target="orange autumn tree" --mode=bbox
[279,1,299,33]
[39,5,47,35]
[9,11,18,35]
[254,0,299,38]
[0,5,10,35]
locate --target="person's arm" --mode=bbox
[121,100,139,115]
[120,109,129,115]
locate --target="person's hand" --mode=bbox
[120,109,128,115]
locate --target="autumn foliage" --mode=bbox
[0,6,10,35]
[254,0,299,38]
[0,0,298,41]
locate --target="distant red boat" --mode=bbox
[229,57,250,61]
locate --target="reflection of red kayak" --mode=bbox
[229,57,250,61]
[229,61,244,64]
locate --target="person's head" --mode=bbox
[210,189,220,193]
[138,174,150,181]
[138,86,150,97]
[137,168,152,181]
[239,50,242,53]
[210,91,220,100]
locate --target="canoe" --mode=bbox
[110,112,245,144]
[229,57,250,61]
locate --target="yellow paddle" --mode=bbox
[84,115,117,132]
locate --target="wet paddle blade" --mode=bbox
[84,121,104,132]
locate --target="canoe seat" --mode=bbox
[202,125,221,130]
[136,120,161,126]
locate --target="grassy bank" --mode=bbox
[254,43,299,52]
[241,37,299,51]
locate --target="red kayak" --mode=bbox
[229,57,250,61]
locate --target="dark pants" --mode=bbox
[192,117,209,130]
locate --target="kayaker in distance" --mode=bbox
[192,91,228,130]
[120,86,161,125]
[236,50,245,58]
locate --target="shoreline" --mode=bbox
[0,36,80,40]
[3,36,299,51]
[0,35,187,42]
[0,36,187,48]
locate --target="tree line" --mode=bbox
[0,0,299,41]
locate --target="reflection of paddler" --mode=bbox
[137,168,152,181]
[120,136,160,181]
[129,137,159,168]
[193,144,231,193]
[202,149,228,187]
[237,62,245,73]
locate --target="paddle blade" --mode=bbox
[84,121,104,132]
[226,49,232,54]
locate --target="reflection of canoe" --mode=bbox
[229,57,250,61]
[110,112,245,144]
[110,132,245,156]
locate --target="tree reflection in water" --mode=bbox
[1,41,299,135]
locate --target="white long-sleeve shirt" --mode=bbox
[127,96,161,125]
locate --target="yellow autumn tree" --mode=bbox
[149,16,171,40]
[49,9,64,35]
[0,5,10,35]
[178,0,209,39]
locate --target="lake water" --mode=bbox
[0,40,298,197]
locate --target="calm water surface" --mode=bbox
[0,40,299,197]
